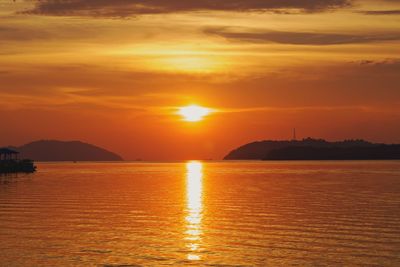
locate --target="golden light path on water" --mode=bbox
[185,161,203,261]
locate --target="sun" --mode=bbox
[178,105,212,122]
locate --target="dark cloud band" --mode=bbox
[23,0,352,16]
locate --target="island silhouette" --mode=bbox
[224,138,400,160]
[8,140,123,162]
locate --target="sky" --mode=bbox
[1,0,400,160]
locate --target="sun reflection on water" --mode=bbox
[185,161,203,261]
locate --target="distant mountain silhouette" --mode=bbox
[15,140,123,161]
[224,138,400,160]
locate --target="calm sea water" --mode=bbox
[0,161,399,266]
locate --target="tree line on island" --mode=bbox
[224,138,400,160]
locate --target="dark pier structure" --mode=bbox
[0,148,36,173]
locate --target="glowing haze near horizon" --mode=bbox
[1,0,400,160]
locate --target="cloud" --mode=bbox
[356,58,400,71]
[1,58,399,110]
[204,27,400,45]
[359,10,400,15]
[22,0,352,17]
[0,26,50,41]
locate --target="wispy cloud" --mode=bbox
[359,10,400,15]
[205,27,400,45]
[0,26,50,41]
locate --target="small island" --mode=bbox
[0,148,36,173]
[11,140,124,162]
[224,138,400,160]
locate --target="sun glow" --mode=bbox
[178,105,212,122]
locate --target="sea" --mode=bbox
[0,161,399,266]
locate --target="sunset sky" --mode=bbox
[1,0,400,160]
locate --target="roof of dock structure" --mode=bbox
[0,148,19,154]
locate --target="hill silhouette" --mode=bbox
[224,138,400,160]
[15,140,123,161]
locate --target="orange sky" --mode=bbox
[1,0,400,160]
